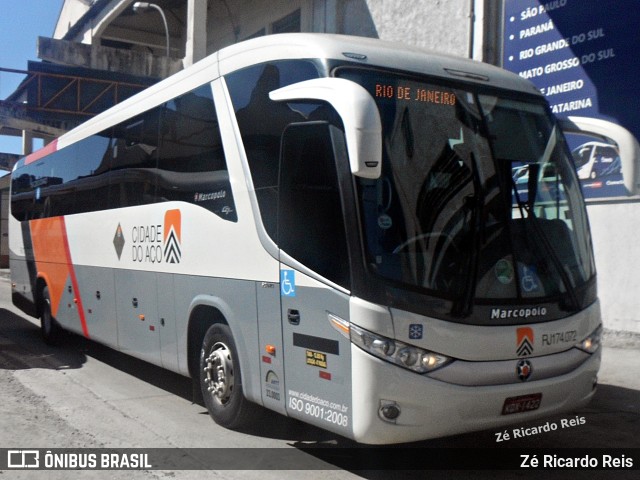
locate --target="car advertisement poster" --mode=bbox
[502,0,640,201]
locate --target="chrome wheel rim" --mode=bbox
[203,342,234,405]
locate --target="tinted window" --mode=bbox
[11,133,113,220]
[11,145,77,219]
[74,132,112,213]
[110,107,161,208]
[226,60,321,238]
[157,84,236,221]
[48,148,78,217]
[279,123,350,288]
[12,83,235,221]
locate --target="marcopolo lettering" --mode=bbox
[194,190,226,202]
[491,307,548,320]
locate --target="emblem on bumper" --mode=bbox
[516,359,533,381]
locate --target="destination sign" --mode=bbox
[374,83,456,106]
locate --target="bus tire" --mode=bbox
[40,286,62,345]
[199,323,258,429]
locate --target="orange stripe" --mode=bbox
[31,217,69,317]
[30,217,90,338]
[60,220,89,338]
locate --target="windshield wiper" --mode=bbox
[519,127,580,310]
[526,212,580,310]
[451,152,482,318]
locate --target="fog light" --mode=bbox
[379,402,401,422]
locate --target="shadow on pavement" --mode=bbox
[0,308,86,371]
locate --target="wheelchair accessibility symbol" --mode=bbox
[520,265,540,293]
[280,269,296,297]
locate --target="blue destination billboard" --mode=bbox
[502,0,640,200]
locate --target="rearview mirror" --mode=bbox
[269,77,382,179]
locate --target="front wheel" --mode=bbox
[40,286,62,345]
[199,324,259,429]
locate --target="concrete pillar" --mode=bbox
[184,0,208,67]
[470,0,484,60]
[312,0,338,33]
[21,131,33,156]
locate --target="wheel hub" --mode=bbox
[203,342,234,404]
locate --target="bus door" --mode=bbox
[277,122,353,435]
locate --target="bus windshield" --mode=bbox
[336,67,596,319]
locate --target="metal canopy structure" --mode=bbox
[0,61,156,142]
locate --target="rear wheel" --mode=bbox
[199,324,259,428]
[40,286,62,345]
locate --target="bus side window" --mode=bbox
[10,131,112,220]
[157,84,237,222]
[226,60,321,240]
[278,122,350,289]
[73,131,113,213]
[110,108,161,208]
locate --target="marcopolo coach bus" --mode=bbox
[10,33,601,444]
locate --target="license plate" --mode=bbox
[501,393,542,415]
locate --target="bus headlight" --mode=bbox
[576,325,602,354]
[350,324,453,373]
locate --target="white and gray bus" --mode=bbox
[10,34,601,444]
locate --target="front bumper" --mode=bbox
[350,344,600,444]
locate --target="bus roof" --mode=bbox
[219,33,540,96]
[19,33,540,167]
